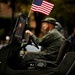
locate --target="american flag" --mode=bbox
[31,0,54,15]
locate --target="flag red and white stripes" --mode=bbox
[31,0,54,15]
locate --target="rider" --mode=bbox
[19,17,65,68]
[68,25,75,51]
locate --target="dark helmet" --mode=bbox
[42,17,57,26]
[55,22,63,31]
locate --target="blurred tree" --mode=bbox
[34,12,46,37]
[0,0,75,38]
[47,0,75,37]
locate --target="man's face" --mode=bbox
[41,22,49,33]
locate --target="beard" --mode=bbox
[41,28,49,35]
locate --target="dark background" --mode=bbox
[0,0,75,43]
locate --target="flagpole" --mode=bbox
[28,0,34,18]
[28,9,31,18]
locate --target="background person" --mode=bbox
[55,22,65,36]
[68,25,75,51]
